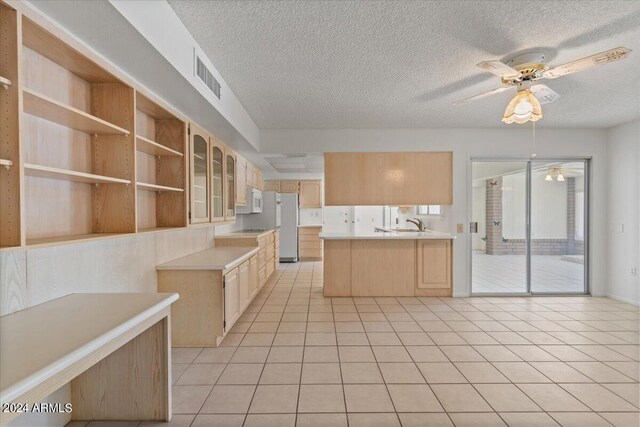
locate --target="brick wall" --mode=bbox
[485,176,578,256]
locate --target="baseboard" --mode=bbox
[606,293,640,306]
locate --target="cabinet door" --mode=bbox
[211,140,225,222]
[416,240,451,291]
[299,180,323,208]
[225,153,236,220]
[189,124,210,223]
[236,155,247,206]
[264,180,280,192]
[280,180,299,193]
[249,255,259,299]
[239,260,250,311]
[224,268,239,332]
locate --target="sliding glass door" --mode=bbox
[471,159,589,295]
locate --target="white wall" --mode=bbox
[261,128,608,297]
[605,120,640,305]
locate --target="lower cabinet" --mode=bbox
[416,240,452,296]
[299,227,323,260]
[249,254,259,298]
[224,267,240,333]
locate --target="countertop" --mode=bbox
[156,246,259,271]
[320,231,455,240]
[215,229,276,239]
[1,293,178,404]
[298,224,322,228]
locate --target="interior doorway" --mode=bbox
[471,159,589,295]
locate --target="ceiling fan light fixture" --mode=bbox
[502,89,542,124]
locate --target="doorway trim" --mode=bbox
[467,156,591,296]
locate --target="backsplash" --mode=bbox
[299,208,323,225]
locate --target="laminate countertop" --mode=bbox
[0,293,178,404]
[215,229,276,239]
[156,246,258,271]
[320,231,455,240]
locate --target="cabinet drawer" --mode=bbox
[299,247,322,259]
[299,227,322,235]
[299,234,321,242]
[299,241,322,250]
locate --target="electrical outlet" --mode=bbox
[456,223,464,233]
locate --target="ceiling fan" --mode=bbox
[454,47,632,123]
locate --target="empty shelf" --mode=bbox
[137,182,184,192]
[23,88,130,135]
[136,135,183,157]
[0,159,13,168]
[24,163,131,185]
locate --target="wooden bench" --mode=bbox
[0,293,178,425]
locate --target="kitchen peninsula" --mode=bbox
[321,231,454,297]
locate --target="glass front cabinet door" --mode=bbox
[190,124,210,223]
[211,140,225,222]
[226,153,236,220]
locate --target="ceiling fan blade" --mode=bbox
[531,84,560,105]
[476,60,520,78]
[543,46,632,79]
[453,86,513,105]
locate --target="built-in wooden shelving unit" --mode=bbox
[23,88,130,135]
[25,164,131,185]
[135,91,187,231]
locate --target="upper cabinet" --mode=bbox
[211,139,225,222]
[190,124,210,223]
[226,153,236,220]
[324,152,453,206]
[236,154,247,206]
[299,180,323,208]
[264,180,281,192]
[280,180,300,193]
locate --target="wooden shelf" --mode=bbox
[23,88,130,135]
[26,233,127,248]
[0,75,11,89]
[24,163,131,185]
[136,135,182,157]
[137,182,184,192]
[0,159,13,169]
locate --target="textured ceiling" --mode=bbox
[168,0,640,129]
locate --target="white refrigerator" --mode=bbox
[280,193,299,262]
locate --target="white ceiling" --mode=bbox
[265,154,324,173]
[168,0,640,129]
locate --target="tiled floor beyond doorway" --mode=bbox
[473,253,585,294]
[75,261,638,426]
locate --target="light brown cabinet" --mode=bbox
[249,254,259,299]
[299,180,323,208]
[210,139,225,222]
[190,124,210,224]
[299,227,323,260]
[236,154,247,206]
[323,238,452,297]
[223,267,239,333]
[324,152,453,206]
[279,180,300,193]
[416,239,452,296]
[225,153,236,220]
[264,180,280,192]
[216,230,278,287]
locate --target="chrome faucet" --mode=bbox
[406,218,425,231]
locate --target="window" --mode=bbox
[417,205,442,216]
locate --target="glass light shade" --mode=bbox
[557,173,565,181]
[545,174,552,181]
[502,90,543,124]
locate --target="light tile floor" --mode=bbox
[473,254,585,293]
[73,261,638,427]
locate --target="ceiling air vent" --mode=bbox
[195,55,221,99]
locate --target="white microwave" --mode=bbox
[238,188,263,214]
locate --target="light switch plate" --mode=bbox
[457,224,464,233]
